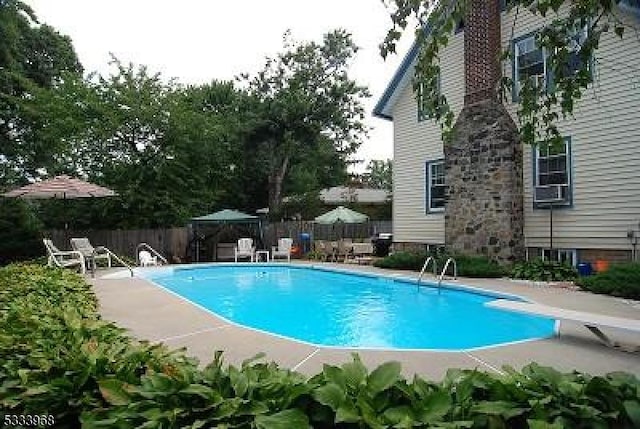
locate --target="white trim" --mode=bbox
[541,248,578,266]
[514,34,548,96]
[427,160,445,213]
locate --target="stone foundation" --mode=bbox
[391,242,444,254]
[444,100,524,263]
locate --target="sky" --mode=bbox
[24,0,414,173]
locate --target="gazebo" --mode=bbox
[189,209,264,262]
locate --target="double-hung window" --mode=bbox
[513,34,547,98]
[533,138,572,207]
[562,24,590,77]
[426,160,445,212]
[514,26,592,99]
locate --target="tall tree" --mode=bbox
[22,59,254,228]
[362,159,392,191]
[0,0,82,186]
[241,29,370,216]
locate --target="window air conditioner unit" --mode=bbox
[534,185,566,204]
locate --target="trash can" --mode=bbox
[577,262,592,276]
[299,232,311,254]
[372,233,393,257]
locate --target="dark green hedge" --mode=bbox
[373,252,505,278]
[0,199,43,265]
[1,264,639,428]
[576,263,640,299]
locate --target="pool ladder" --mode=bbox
[438,258,457,288]
[417,257,457,293]
[90,247,134,278]
[418,256,437,286]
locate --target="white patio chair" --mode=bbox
[70,237,111,269]
[234,238,255,262]
[272,238,293,262]
[43,238,86,274]
[138,250,158,267]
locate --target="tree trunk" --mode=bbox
[268,156,289,217]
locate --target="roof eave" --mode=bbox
[372,40,421,121]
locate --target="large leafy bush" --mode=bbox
[1,264,639,428]
[576,263,640,299]
[510,259,578,282]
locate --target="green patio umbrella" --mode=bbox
[314,206,369,224]
[314,206,369,241]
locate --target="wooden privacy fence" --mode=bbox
[47,228,188,263]
[47,220,391,262]
[264,220,392,246]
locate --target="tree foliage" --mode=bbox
[0,0,82,184]
[240,29,370,216]
[1,11,367,232]
[380,0,636,147]
[362,159,393,191]
[19,61,256,228]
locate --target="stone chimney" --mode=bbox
[444,0,525,263]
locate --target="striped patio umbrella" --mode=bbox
[3,175,117,199]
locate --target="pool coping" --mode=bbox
[91,262,640,379]
[135,262,558,353]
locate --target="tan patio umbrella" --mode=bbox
[3,175,117,199]
[3,175,117,230]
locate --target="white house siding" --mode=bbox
[501,6,640,253]
[391,5,640,257]
[392,30,465,244]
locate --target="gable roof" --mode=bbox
[319,186,391,204]
[372,40,421,121]
[372,1,640,121]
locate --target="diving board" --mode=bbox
[487,299,640,348]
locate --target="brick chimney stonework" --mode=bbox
[443,0,525,263]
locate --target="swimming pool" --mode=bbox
[145,265,556,350]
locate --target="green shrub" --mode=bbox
[374,252,504,278]
[576,263,640,299]
[510,258,578,282]
[455,254,505,278]
[1,264,639,428]
[373,251,429,270]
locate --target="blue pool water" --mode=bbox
[146,265,555,350]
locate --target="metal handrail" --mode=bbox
[418,256,437,286]
[91,247,133,278]
[135,242,168,266]
[437,257,457,288]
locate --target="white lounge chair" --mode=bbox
[487,299,640,349]
[234,238,255,262]
[70,237,111,269]
[138,250,158,267]
[272,238,293,262]
[43,238,86,274]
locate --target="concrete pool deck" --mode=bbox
[89,262,640,380]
